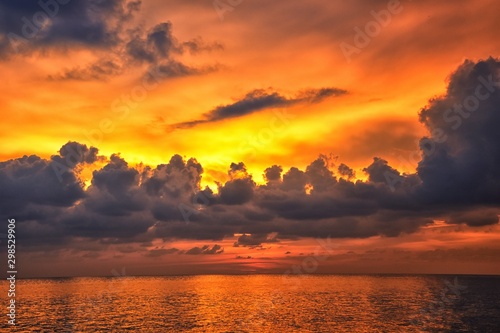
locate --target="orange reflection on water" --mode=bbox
[1,275,496,332]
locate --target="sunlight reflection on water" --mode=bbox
[1,275,499,332]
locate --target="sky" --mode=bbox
[1,0,500,277]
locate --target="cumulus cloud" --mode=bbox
[363,157,403,184]
[338,163,355,180]
[0,147,430,252]
[264,165,283,183]
[416,58,500,207]
[0,141,97,216]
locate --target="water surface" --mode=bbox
[1,275,499,332]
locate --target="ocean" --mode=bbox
[1,275,499,332]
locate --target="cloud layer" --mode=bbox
[1,58,499,256]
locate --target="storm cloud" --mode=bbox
[417,57,500,206]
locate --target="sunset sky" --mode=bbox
[1,0,500,277]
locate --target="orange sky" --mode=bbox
[2,0,500,277]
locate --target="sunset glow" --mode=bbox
[1,0,500,279]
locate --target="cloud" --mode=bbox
[264,165,283,183]
[125,23,223,63]
[145,247,179,257]
[0,1,220,81]
[363,157,402,184]
[338,163,355,180]
[0,0,140,57]
[48,59,122,81]
[446,208,500,227]
[52,22,219,81]
[185,244,224,255]
[0,141,96,215]
[181,37,224,54]
[235,255,253,260]
[84,154,147,216]
[172,87,347,129]
[417,57,500,205]
[126,22,176,63]
[233,233,279,247]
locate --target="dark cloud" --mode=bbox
[50,21,219,81]
[338,163,355,180]
[126,22,177,64]
[417,57,500,205]
[145,248,179,257]
[264,165,283,183]
[181,37,224,55]
[0,1,220,81]
[185,244,224,255]
[50,20,219,81]
[363,157,402,184]
[156,60,217,79]
[281,167,307,192]
[296,87,347,103]
[0,0,140,56]
[446,209,500,227]
[305,156,337,192]
[125,23,223,65]
[218,178,255,205]
[0,141,98,217]
[235,256,253,260]
[172,88,347,129]
[60,208,154,239]
[233,233,279,247]
[48,59,122,81]
[229,162,247,175]
[217,162,255,205]
[84,154,147,216]
[54,141,100,166]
